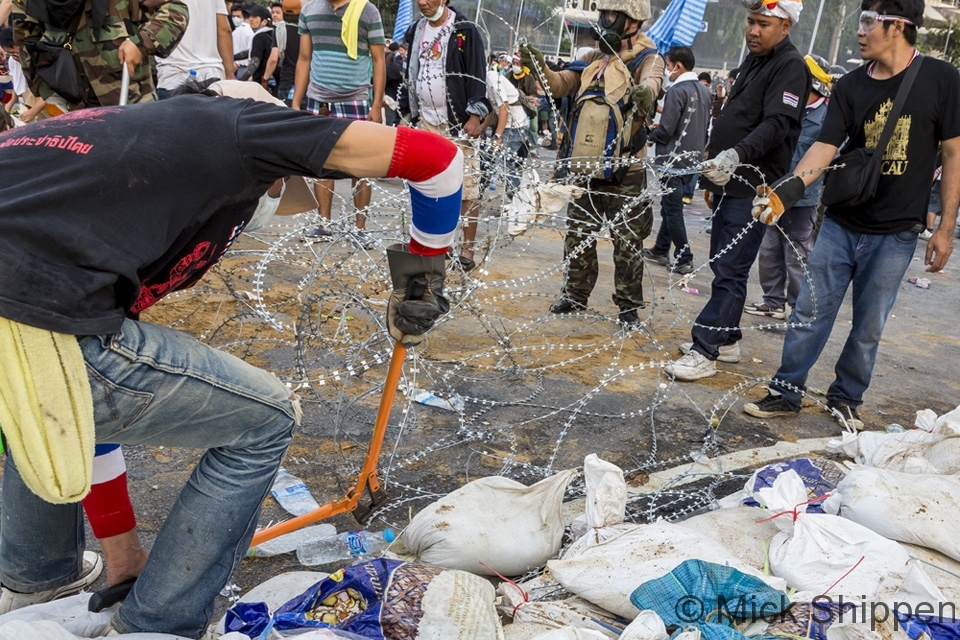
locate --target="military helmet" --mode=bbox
[282,0,301,15]
[805,54,832,98]
[594,0,651,23]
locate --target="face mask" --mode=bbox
[593,11,630,55]
[232,15,243,27]
[512,65,522,75]
[425,3,445,21]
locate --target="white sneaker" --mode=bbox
[919,229,933,241]
[0,551,103,614]
[665,350,717,381]
[680,341,740,363]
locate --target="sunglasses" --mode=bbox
[858,10,914,33]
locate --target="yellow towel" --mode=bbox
[341,0,369,60]
[0,317,95,503]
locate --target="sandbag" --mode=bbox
[827,405,960,474]
[224,559,503,639]
[547,521,785,620]
[497,586,619,639]
[901,543,960,602]
[402,470,577,576]
[679,507,780,572]
[570,455,626,541]
[619,611,669,640]
[822,467,960,562]
[528,630,610,640]
[755,470,913,598]
[0,593,175,639]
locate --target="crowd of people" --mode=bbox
[0,0,958,637]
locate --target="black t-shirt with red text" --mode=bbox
[818,56,960,234]
[0,95,350,335]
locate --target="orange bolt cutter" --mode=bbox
[249,275,430,547]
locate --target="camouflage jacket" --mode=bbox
[12,0,188,107]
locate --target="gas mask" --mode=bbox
[593,11,636,55]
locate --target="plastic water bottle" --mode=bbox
[270,468,320,516]
[247,523,337,557]
[296,528,396,566]
[188,69,197,79]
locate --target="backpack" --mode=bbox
[559,48,658,184]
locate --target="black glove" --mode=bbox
[386,243,449,347]
[519,44,546,74]
[752,174,805,225]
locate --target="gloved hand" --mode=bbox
[701,148,740,186]
[752,174,805,225]
[629,84,655,114]
[386,243,449,348]
[519,44,546,74]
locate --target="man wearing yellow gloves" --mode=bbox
[0,83,461,637]
[744,0,960,430]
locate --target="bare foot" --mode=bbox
[99,530,149,586]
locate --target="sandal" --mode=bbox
[457,256,476,271]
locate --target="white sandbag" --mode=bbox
[403,470,577,576]
[504,622,561,640]
[756,470,912,598]
[827,405,960,474]
[679,507,780,571]
[619,610,668,640]
[213,571,329,636]
[0,594,180,640]
[497,582,619,638]
[570,455,626,540]
[902,543,960,602]
[547,521,785,620]
[528,629,610,640]
[822,466,960,562]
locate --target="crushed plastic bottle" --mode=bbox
[296,528,396,566]
[271,468,320,516]
[247,523,337,557]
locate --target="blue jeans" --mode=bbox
[0,319,298,638]
[770,218,919,408]
[682,174,697,199]
[690,196,765,359]
[652,174,693,264]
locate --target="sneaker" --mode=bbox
[0,551,103,614]
[744,302,786,320]
[303,225,333,242]
[919,228,934,241]
[549,298,586,314]
[827,401,864,431]
[618,308,639,327]
[353,229,375,250]
[744,392,800,418]
[664,350,717,381]
[682,197,693,205]
[641,247,669,267]
[680,341,740,363]
[671,261,694,275]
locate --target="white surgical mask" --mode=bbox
[425,4,445,21]
[512,65,522,75]
[232,15,243,27]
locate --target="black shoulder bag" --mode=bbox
[821,56,923,208]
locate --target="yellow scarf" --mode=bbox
[341,0,369,61]
[0,318,95,503]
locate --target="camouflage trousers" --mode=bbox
[561,184,653,310]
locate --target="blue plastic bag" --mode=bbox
[742,458,845,514]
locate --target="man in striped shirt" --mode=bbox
[294,0,386,247]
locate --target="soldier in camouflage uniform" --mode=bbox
[521,0,662,327]
[11,0,188,109]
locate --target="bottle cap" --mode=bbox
[383,528,396,543]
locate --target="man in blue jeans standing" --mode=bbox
[665,0,809,380]
[744,0,960,430]
[0,86,461,637]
